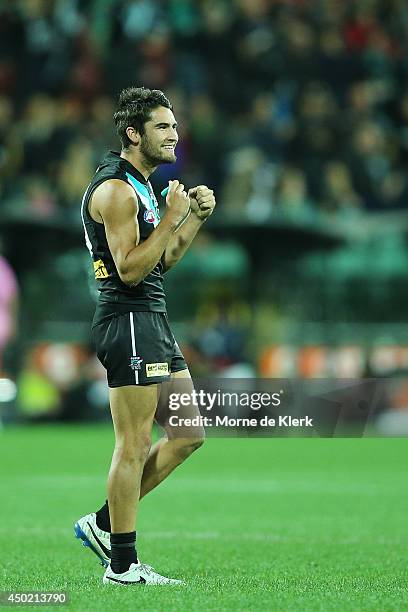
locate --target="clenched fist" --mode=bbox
[165,179,191,228]
[188,185,216,221]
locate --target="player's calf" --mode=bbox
[108,431,152,535]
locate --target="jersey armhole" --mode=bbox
[86,176,138,225]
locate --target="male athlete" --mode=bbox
[75,87,216,585]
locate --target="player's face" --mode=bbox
[140,106,178,165]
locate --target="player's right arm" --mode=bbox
[91,179,189,286]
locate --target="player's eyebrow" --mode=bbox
[154,122,178,128]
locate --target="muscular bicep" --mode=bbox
[91,179,140,280]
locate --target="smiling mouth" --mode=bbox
[162,145,175,150]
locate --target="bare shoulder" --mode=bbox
[91,179,138,223]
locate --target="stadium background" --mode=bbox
[2,0,408,424]
[1,1,408,610]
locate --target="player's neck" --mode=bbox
[120,149,156,181]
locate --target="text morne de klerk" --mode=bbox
[168,415,314,427]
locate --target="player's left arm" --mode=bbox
[162,185,216,271]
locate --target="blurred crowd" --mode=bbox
[2,0,408,223]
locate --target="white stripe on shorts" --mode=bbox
[129,312,139,384]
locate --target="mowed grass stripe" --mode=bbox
[1,427,408,610]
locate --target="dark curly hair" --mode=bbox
[113,86,173,149]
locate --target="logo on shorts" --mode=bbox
[146,362,169,377]
[129,356,143,371]
[144,210,156,224]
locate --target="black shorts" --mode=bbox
[92,311,187,387]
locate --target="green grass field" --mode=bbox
[1,425,408,611]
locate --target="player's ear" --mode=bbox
[126,126,140,146]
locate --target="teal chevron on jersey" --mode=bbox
[125,172,160,227]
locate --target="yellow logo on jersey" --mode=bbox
[94,259,109,279]
[146,363,169,377]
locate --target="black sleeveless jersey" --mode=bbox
[81,151,166,312]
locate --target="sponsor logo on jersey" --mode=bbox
[144,209,156,224]
[130,356,143,371]
[146,362,169,377]
[94,259,109,279]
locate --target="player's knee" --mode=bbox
[192,430,205,450]
[174,433,205,460]
[116,433,151,464]
[190,435,205,454]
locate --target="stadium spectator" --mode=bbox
[1,0,408,219]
